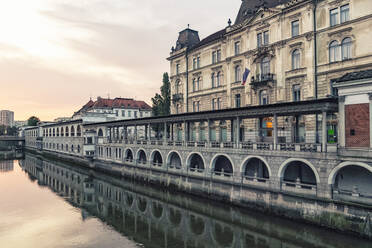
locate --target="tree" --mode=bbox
[151,73,171,136]
[27,116,40,126]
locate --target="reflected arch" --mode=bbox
[241,156,271,179]
[211,223,234,248]
[278,158,319,185]
[152,201,164,219]
[166,151,182,169]
[186,152,205,172]
[168,208,182,227]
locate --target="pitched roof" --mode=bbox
[335,69,372,83]
[74,97,152,116]
[235,0,291,25]
[190,29,226,51]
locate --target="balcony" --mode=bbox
[172,93,183,104]
[250,73,276,88]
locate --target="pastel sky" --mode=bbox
[0,0,240,121]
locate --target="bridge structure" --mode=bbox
[0,136,25,151]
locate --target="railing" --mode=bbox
[281,180,317,195]
[187,141,196,147]
[257,142,270,150]
[211,142,220,148]
[250,73,275,85]
[197,141,206,148]
[223,142,234,148]
[242,142,253,150]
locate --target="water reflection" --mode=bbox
[0,160,13,172]
[18,154,371,248]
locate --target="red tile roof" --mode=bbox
[74,97,152,116]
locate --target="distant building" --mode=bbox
[14,120,27,128]
[73,97,152,121]
[54,117,72,123]
[0,110,14,127]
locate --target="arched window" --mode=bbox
[216,71,222,86]
[235,65,241,82]
[197,77,201,91]
[292,49,300,70]
[65,127,69,137]
[56,128,60,137]
[77,125,81,136]
[261,57,270,75]
[259,90,268,105]
[71,126,75,137]
[211,73,215,88]
[329,40,339,62]
[61,127,64,137]
[341,37,352,60]
[192,78,196,92]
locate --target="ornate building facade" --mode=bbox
[168,0,372,144]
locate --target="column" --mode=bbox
[369,94,372,148]
[338,96,346,147]
[145,125,148,140]
[109,127,112,142]
[163,122,167,142]
[134,125,138,140]
[322,111,327,152]
[273,114,278,150]
[183,121,188,142]
[171,123,174,141]
[236,117,240,146]
[124,126,128,140]
[207,119,211,143]
[148,124,151,141]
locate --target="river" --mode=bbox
[0,154,370,248]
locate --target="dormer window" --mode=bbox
[176,63,180,75]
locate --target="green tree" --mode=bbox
[27,116,40,126]
[151,73,171,136]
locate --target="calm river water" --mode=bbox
[0,154,370,248]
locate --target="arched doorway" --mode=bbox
[98,129,103,137]
[282,160,317,190]
[137,150,147,165]
[188,153,205,173]
[168,152,182,169]
[213,155,233,177]
[151,151,163,167]
[125,149,134,162]
[243,157,270,182]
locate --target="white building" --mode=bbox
[0,110,14,127]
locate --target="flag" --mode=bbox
[242,68,250,86]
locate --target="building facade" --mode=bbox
[0,110,14,127]
[168,0,372,144]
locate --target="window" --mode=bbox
[261,57,270,75]
[115,110,118,116]
[193,101,200,112]
[340,4,349,23]
[134,111,137,118]
[193,58,197,70]
[216,72,222,87]
[293,84,301,102]
[211,73,215,88]
[341,37,352,60]
[197,56,200,68]
[212,51,217,64]
[329,40,339,62]
[257,33,262,48]
[128,111,132,117]
[291,20,299,37]
[140,112,143,118]
[234,41,241,55]
[263,31,269,45]
[122,110,125,116]
[197,77,201,91]
[235,65,241,82]
[176,64,180,74]
[192,78,197,92]
[259,90,268,105]
[212,98,218,110]
[175,80,181,94]
[292,49,300,70]
[330,8,339,26]
[235,94,241,108]
[217,49,221,62]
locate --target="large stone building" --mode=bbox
[0,110,14,127]
[168,0,372,144]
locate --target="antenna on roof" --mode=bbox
[187,24,190,29]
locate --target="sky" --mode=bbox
[0,0,241,121]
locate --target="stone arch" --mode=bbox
[278,158,320,185]
[186,152,206,172]
[137,197,147,213]
[124,148,134,162]
[328,161,372,185]
[210,154,234,176]
[166,151,182,169]
[241,156,271,179]
[98,128,103,137]
[150,149,163,167]
[136,149,147,165]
